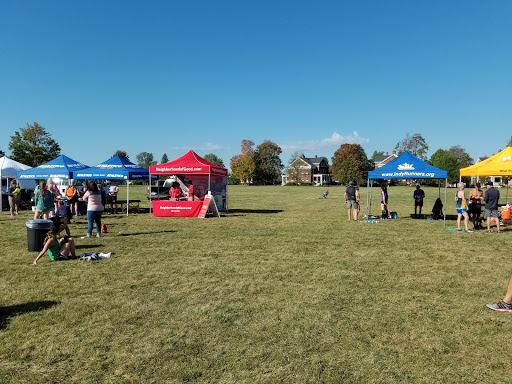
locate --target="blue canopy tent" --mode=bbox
[367,151,448,224]
[17,155,89,180]
[73,155,157,215]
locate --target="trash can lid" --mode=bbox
[26,219,54,229]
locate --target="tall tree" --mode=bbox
[161,153,169,164]
[9,122,60,167]
[330,144,372,184]
[203,153,225,167]
[136,152,154,169]
[253,140,283,184]
[507,136,512,147]
[448,145,473,169]
[395,133,429,160]
[112,150,129,160]
[430,149,459,183]
[230,140,255,184]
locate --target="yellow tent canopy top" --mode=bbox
[460,147,512,176]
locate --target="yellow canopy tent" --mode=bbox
[460,147,512,177]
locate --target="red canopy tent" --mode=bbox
[149,150,228,216]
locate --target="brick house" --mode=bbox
[374,151,398,169]
[282,154,331,185]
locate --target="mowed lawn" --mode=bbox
[1,184,512,383]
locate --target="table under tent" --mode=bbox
[367,151,448,225]
[460,146,512,202]
[73,155,157,216]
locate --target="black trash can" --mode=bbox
[26,219,53,252]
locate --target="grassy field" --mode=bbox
[1,184,511,383]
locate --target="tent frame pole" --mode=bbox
[444,178,447,226]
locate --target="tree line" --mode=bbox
[3,122,511,185]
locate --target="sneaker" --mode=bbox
[96,234,101,238]
[466,229,473,233]
[81,235,91,239]
[487,230,492,233]
[486,299,512,312]
[497,230,503,233]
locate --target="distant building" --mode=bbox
[282,154,331,185]
[374,151,398,169]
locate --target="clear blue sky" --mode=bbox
[1,1,510,168]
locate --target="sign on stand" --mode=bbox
[198,197,220,218]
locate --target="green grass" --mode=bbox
[1,185,512,383]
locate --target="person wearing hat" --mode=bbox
[468,182,484,229]
[344,181,360,221]
[483,181,501,233]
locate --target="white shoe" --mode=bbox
[81,235,91,239]
[96,234,101,238]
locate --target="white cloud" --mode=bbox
[279,131,369,152]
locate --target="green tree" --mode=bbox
[161,153,169,164]
[448,145,473,169]
[9,122,60,167]
[136,152,154,169]
[0,147,5,157]
[203,153,225,167]
[253,140,283,184]
[507,136,512,147]
[330,144,372,184]
[430,149,459,183]
[112,150,129,160]
[395,133,429,160]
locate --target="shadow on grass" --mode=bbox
[0,301,59,330]
[226,209,283,215]
[117,230,176,237]
[408,214,457,220]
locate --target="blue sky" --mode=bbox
[1,1,510,169]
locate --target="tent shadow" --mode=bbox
[117,230,176,237]
[0,300,59,330]
[226,209,283,215]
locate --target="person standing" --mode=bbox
[455,182,472,232]
[66,180,79,219]
[468,182,484,229]
[483,181,501,233]
[344,181,359,221]
[187,180,195,201]
[108,181,119,214]
[169,181,183,200]
[413,184,425,217]
[34,181,54,219]
[8,180,18,217]
[380,183,389,219]
[81,181,104,239]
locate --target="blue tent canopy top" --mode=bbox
[17,155,89,180]
[368,151,447,179]
[73,155,157,180]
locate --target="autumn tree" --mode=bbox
[136,152,154,169]
[112,150,129,160]
[9,122,60,167]
[330,144,372,184]
[395,133,429,160]
[430,149,459,183]
[203,153,225,168]
[230,140,255,184]
[161,153,169,164]
[253,140,283,184]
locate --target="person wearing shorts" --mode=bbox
[468,182,484,229]
[455,182,472,232]
[484,181,501,233]
[413,184,425,217]
[108,181,119,214]
[344,181,360,221]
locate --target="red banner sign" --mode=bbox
[152,200,203,217]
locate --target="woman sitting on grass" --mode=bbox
[33,227,76,265]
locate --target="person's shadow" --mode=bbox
[0,301,58,330]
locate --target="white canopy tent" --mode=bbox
[0,156,35,212]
